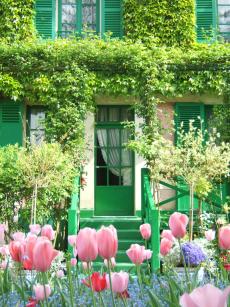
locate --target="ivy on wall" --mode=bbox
[123,0,196,46]
[0,39,229,166]
[0,0,35,42]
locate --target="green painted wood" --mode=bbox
[0,101,24,146]
[68,177,80,253]
[141,168,160,272]
[101,0,123,38]
[196,0,217,42]
[35,0,56,39]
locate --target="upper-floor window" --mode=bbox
[59,0,97,37]
[35,0,123,39]
[196,0,230,42]
[218,0,230,40]
[28,107,45,145]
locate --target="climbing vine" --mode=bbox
[0,38,229,166]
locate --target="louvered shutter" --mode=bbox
[102,0,123,38]
[196,0,217,42]
[35,0,56,39]
[0,101,24,146]
[175,103,205,211]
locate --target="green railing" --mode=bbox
[141,168,160,272]
[68,176,80,253]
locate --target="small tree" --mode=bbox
[176,124,230,241]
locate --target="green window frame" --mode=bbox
[95,105,134,187]
[57,0,123,38]
[217,0,230,41]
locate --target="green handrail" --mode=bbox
[141,168,160,272]
[68,176,80,254]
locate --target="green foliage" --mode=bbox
[123,0,195,47]
[0,143,77,233]
[0,0,35,42]
[210,104,230,143]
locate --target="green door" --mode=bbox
[95,106,134,216]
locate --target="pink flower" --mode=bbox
[97,225,118,260]
[106,272,129,293]
[76,228,98,262]
[169,212,188,239]
[140,223,151,240]
[180,284,230,307]
[205,230,215,241]
[0,245,9,256]
[219,225,230,250]
[29,224,41,235]
[9,240,26,262]
[144,249,152,260]
[68,235,77,247]
[160,238,173,256]
[41,225,55,241]
[12,232,25,242]
[33,237,59,272]
[0,261,7,269]
[161,230,175,242]
[33,284,51,301]
[70,258,77,266]
[56,270,64,278]
[0,224,6,244]
[126,244,146,265]
[104,257,116,268]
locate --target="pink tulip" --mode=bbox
[144,249,152,260]
[56,270,64,278]
[73,247,78,257]
[0,261,7,269]
[76,228,98,262]
[97,225,118,260]
[33,237,59,272]
[29,224,41,235]
[9,240,26,262]
[169,212,188,239]
[126,244,146,265]
[12,232,25,242]
[160,238,173,256]
[41,225,55,241]
[70,258,77,266]
[106,272,129,293]
[180,284,230,307]
[0,245,9,256]
[68,235,77,247]
[205,229,215,241]
[0,224,6,243]
[33,284,51,301]
[140,223,151,240]
[219,225,230,250]
[161,230,175,242]
[104,257,116,268]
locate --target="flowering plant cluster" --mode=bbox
[182,242,206,266]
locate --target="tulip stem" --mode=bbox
[19,264,26,307]
[66,260,74,307]
[178,239,191,292]
[87,263,97,307]
[42,272,49,307]
[98,292,106,307]
[136,265,144,299]
[108,259,116,307]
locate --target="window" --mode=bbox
[196,0,230,42]
[28,107,46,145]
[35,0,123,39]
[59,0,97,38]
[218,0,230,40]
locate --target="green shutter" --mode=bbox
[35,0,56,39]
[175,103,205,211]
[196,0,217,42]
[102,0,123,38]
[0,101,24,147]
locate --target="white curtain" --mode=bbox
[97,110,132,185]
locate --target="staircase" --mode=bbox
[80,215,144,270]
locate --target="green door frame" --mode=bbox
[94,106,135,216]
